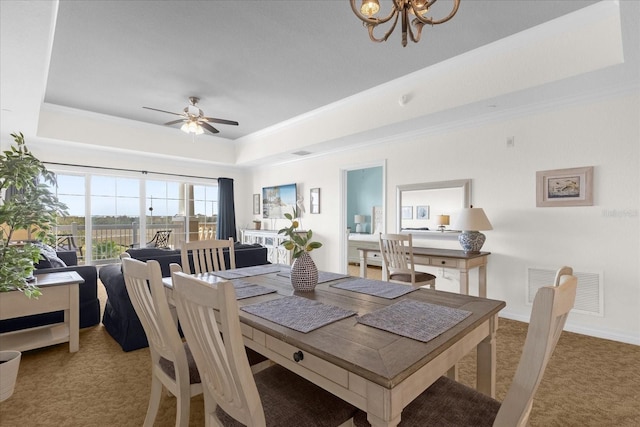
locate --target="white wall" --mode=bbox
[247,92,640,345]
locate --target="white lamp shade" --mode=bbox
[452,208,492,231]
[354,215,366,224]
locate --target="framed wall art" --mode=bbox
[253,194,260,215]
[262,183,297,218]
[310,188,320,214]
[401,206,413,219]
[536,166,594,207]
[416,205,430,220]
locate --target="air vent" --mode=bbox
[292,150,312,156]
[527,267,603,316]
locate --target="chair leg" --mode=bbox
[175,378,191,427]
[143,375,163,427]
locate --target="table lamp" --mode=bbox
[354,215,366,233]
[452,207,492,253]
[435,215,450,232]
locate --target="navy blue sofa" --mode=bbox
[99,243,268,352]
[0,250,101,334]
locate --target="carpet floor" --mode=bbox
[1,267,638,426]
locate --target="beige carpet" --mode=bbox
[1,267,638,426]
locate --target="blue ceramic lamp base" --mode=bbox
[458,231,486,254]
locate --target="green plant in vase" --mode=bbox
[0,132,68,298]
[278,208,322,258]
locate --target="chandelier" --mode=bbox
[350,0,460,47]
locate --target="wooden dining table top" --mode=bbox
[166,269,505,389]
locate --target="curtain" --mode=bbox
[216,177,237,241]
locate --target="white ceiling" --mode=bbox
[1,1,638,167]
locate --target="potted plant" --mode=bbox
[278,208,322,291]
[0,132,68,298]
[0,350,21,402]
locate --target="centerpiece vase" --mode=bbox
[290,252,318,292]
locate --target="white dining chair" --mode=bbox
[379,233,436,289]
[171,271,358,426]
[354,266,578,427]
[122,258,202,427]
[181,237,236,274]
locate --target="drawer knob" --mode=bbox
[441,260,446,265]
[293,351,304,362]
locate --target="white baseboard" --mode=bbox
[499,311,640,346]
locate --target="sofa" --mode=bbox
[0,250,101,334]
[99,243,269,352]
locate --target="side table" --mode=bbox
[0,271,84,352]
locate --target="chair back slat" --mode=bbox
[181,238,236,274]
[172,272,265,426]
[493,271,578,426]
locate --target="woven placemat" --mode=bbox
[332,278,417,299]
[356,299,472,342]
[210,264,282,279]
[231,279,277,300]
[241,296,356,333]
[277,267,349,284]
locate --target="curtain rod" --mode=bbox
[44,161,218,181]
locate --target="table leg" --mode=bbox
[478,264,487,298]
[477,315,498,397]
[459,269,470,295]
[359,249,368,278]
[69,283,79,352]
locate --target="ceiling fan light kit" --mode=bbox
[351,0,460,47]
[143,96,239,136]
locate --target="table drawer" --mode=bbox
[266,335,349,388]
[431,257,458,268]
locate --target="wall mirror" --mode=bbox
[396,179,471,238]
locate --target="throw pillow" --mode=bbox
[33,242,67,268]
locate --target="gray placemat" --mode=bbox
[356,299,472,342]
[277,267,350,284]
[231,279,277,300]
[210,264,282,279]
[332,278,417,299]
[241,296,356,333]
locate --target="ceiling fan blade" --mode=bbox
[142,106,184,116]
[200,122,220,134]
[164,119,185,126]
[203,117,239,126]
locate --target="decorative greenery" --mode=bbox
[278,208,322,259]
[92,240,126,260]
[0,132,68,298]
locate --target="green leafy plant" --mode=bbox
[0,132,68,298]
[278,208,322,259]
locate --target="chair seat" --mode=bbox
[215,364,357,427]
[390,271,436,285]
[159,342,201,385]
[354,376,500,427]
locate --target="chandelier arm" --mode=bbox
[369,11,400,43]
[413,0,460,25]
[350,0,399,25]
[408,19,425,43]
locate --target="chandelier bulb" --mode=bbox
[360,0,380,17]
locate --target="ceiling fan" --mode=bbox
[143,96,238,135]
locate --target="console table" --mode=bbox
[0,271,84,352]
[358,247,490,297]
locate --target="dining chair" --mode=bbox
[122,258,202,427]
[354,267,578,427]
[180,237,236,274]
[171,271,358,427]
[379,233,436,289]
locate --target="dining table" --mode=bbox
[162,264,505,427]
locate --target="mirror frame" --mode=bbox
[396,179,471,239]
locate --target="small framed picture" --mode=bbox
[310,188,320,214]
[253,194,260,214]
[536,166,594,207]
[416,205,430,220]
[401,206,413,219]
